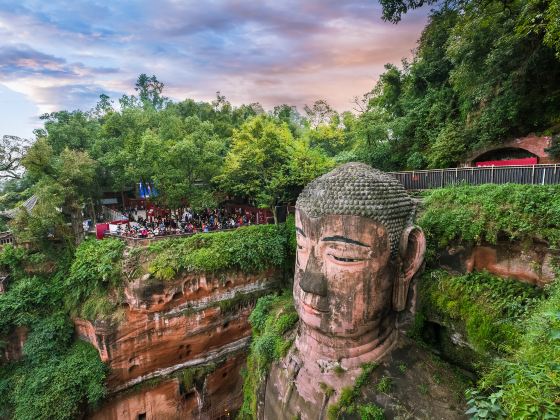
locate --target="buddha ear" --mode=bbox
[393,226,426,312]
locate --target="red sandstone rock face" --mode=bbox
[439,241,557,287]
[91,379,192,420]
[78,268,281,418]
[90,353,246,420]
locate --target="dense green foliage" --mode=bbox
[471,279,560,418]
[10,341,106,420]
[5,82,343,248]
[214,115,334,218]
[0,241,114,418]
[5,0,560,247]
[419,270,560,418]
[363,0,560,169]
[238,292,298,419]
[0,314,107,419]
[419,270,544,359]
[147,223,292,280]
[427,272,560,418]
[416,185,560,418]
[418,184,560,260]
[0,249,67,337]
[66,238,125,320]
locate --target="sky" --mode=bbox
[0,0,428,139]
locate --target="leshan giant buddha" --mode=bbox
[263,163,429,419]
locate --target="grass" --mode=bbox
[376,376,392,393]
[326,363,384,420]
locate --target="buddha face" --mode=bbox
[294,210,396,338]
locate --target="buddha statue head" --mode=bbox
[293,162,425,367]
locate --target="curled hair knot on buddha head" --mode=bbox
[295,162,415,258]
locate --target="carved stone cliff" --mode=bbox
[76,250,283,419]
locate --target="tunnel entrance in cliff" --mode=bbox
[472,147,539,166]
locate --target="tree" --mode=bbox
[214,115,292,222]
[303,99,337,129]
[307,123,347,157]
[0,136,30,179]
[348,1,560,169]
[378,0,439,23]
[36,111,100,155]
[215,115,333,222]
[272,104,305,135]
[135,74,168,109]
[92,94,114,119]
[20,139,97,246]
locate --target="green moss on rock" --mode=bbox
[237,291,298,419]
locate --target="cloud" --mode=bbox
[0,44,117,79]
[0,0,428,137]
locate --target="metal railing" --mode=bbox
[105,227,241,245]
[389,164,560,190]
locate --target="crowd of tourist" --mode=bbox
[111,207,266,239]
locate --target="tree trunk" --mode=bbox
[70,206,85,245]
[121,188,126,212]
[272,206,278,225]
[89,197,97,226]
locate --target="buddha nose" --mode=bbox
[300,252,327,297]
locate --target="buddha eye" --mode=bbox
[330,255,363,263]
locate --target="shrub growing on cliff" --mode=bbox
[22,312,73,365]
[238,291,298,419]
[12,340,106,420]
[148,223,292,280]
[0,274,64,336]
[472,280,560,419]
[419,184,560,258]
[64,238,125,319]
[420,270,543,359]
[0,315,107,420]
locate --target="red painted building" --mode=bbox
[464,135,558,167]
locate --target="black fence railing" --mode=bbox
[389,164,560,190]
